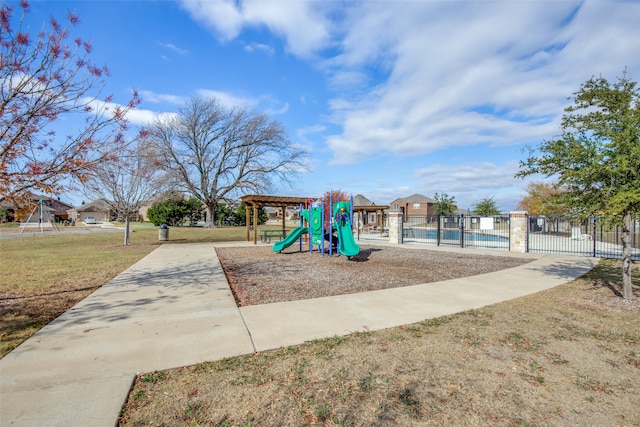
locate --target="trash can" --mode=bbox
[158,224,169,241]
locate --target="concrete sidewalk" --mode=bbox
[1,243,255,427]
[0,243,597,427]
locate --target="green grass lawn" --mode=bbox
[0,223,247,357]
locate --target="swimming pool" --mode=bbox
[404,228,509,243]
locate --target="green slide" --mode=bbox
[272,226,308,253]
[334,206,360,258]
[336,220,360,257]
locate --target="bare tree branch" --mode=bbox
[1,3,141,205]
[81,140,167,244]
[148,97,307,227]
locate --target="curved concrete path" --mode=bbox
[0,242,597,427]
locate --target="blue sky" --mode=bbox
[21,0,640,211]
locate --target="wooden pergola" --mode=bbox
[241,195,313,244]
[353,204,389,235]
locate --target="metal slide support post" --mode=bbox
[299,202,303,253]
[309,204,313,254]
[321,203,325,256]
[350,195,354,233]
[329,196,333,257]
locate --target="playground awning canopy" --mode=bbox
[241,195,315,244]
[353,204,389,212]
[240,195,312,208]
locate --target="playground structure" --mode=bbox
[19,199,59,234]
[273,197,361,259]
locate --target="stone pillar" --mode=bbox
[388,210,403,244]
[510,211,528,253]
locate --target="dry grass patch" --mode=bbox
[120,259,639,427]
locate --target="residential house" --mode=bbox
[388,193,436,217]
[67,199,112,224]
[10,195,73,223]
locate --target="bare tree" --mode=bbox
[82,141,166,245]
[1,2,140,204]
[149,97,307,227]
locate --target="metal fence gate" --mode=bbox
[403,214,510,251]
[527,215,640,260]
[402,214,639,260]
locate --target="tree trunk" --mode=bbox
[124,217,131,246]
[205,204,215,228]
[620,211,634,300]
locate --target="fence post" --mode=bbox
[509,211,528,253]
[592,217,597,258]
[388,210,404,244]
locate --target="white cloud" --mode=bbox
[178,0,333,56]
[410,161,532,211]
[178,0,244,41]
[125,108,159,126]
[297,124,325,138]
[159,42,189,56]
[243,42,274,54]
[196,89,258,109]
[139,90,186,105]
[265,102,288,115]
[320,1,640,165]
[80,96,172,126]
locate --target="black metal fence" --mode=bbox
[402,214,639,260]
[527,215,640,260]
[403,214,510,251]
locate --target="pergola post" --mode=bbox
[245,204,250,241]
[253,204,258,244]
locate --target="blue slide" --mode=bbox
[272,226,308,253]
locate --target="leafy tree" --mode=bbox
[516,71,639,300]
[148,97,307,227]
[81,141,166,244]
[0,2,140,204]
[147,197,187,226]
[517,182,566,217]
[235,204,267,226]
[433,193,457,216]
[212,203,235,226]
[184,197,204,226]
[0,205,13,223]
[472,197,501,215]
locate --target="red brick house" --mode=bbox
[388,193,436,217]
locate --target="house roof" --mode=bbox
[71,199,111,212]
[353,194,374,206]
[397,193,436,204]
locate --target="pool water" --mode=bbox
[405,228,509,242]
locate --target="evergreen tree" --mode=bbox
[517,71,639,299]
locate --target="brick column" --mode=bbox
[388,210,403,244]
[509,211,528,253]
